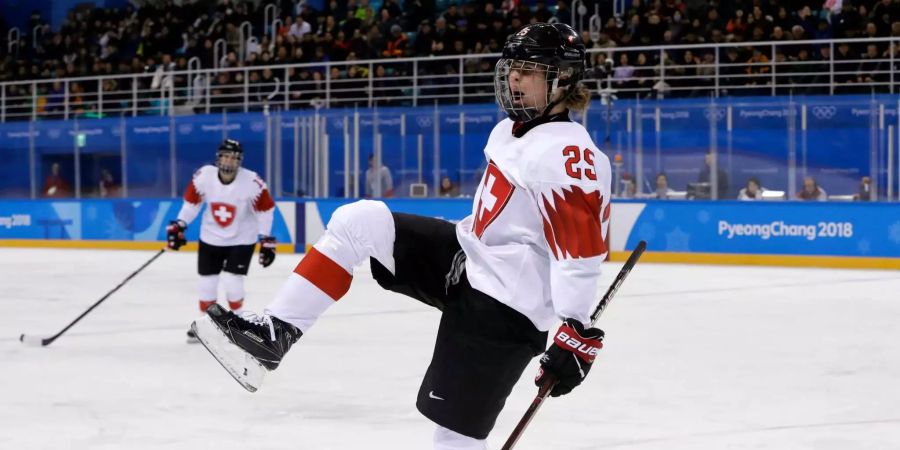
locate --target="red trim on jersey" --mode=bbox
[253,188,275,212]
[183,181,202,205]
[294,247,352,301]
[540,186,606,259]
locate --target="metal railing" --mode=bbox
[1,37,898,122]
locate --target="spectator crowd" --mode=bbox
[1,0,900,117]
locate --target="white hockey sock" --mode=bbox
[266,200,395,332]
[198,274,218,311]
[433,426,488,450]
[221,272,245,311]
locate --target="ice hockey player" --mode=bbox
[167,139,277,342]
[192,23,611,449]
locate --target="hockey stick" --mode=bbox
[500,240,647,450]
[19,248,167,347]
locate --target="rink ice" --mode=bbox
[2,248,899,450]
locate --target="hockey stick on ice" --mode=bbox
[500,240,647,450]
[19,248,167,347]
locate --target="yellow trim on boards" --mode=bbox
[3,240,898,270]
[609,250,900,270]
[0,240,294,253]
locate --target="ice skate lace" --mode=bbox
[238,311,277,341]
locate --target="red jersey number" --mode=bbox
[563,146,597,181]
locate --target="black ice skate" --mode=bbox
[191,304,301,392]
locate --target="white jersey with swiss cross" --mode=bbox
[456,117,612,331]
[176,165,275,247]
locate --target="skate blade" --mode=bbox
[191,316,267,393]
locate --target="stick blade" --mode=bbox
[19,334,48,347]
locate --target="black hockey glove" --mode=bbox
[258,235,276,267]
[535,318,604,397]
[166,220,187,250]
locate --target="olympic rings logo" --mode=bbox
[811,106,837,120]
[703,108,727,121]
[416,116,433,127]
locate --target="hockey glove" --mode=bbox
[258,235,276,267]
[535,318,604,397]
[166,220,187,250]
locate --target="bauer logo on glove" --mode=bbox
[536,318,605,397]
[554,324,603,362]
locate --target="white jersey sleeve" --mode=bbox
[176,169,206,225]
[252,179,275,237]
[523,141,612,325]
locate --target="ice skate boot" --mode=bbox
[191,304,301,392]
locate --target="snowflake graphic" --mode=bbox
[889,222,900,245]
[654,208,665,222]
[857,239,871,255]
[638,223,657,242]
[665,227,691,252]
[696,210,710,224]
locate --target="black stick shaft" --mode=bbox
[500,241,647,450]
[590,240,646,325]
[30,249,166,346]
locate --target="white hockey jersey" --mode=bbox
[176,166,275,247]
[456,118,612,331]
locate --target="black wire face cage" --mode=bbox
[216,150,243,175]
[494,58,565,122]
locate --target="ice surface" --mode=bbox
[2,248,899,449]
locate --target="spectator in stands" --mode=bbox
[797,176,827,201]
[43,163,71,198]
[414,19,435,56]
[365,154,393,198]
[810,46,833,95]
[382,24,408,58]
[99,169,119,198]
[720,47,745,95]
[3,0,893,117]
[439,176,459,197]
[834,41,857,91]
[372,64,402,105]
[859,43,886,89]
[612,53,635,90]
[698,152,730,199]
[258,68,281,105]
[746,47,771,93]
[653,173,675,199]
[854,176,872,201]
[619,173,638,199]
[738,177,766,200]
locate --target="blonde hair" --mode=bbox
[563,83,591,113]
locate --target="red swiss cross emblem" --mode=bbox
[210,202,236,227]
[472,161,514,238]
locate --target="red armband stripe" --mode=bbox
[294,247,352,301]
[254,189,275,212]
[183,181,201,205]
